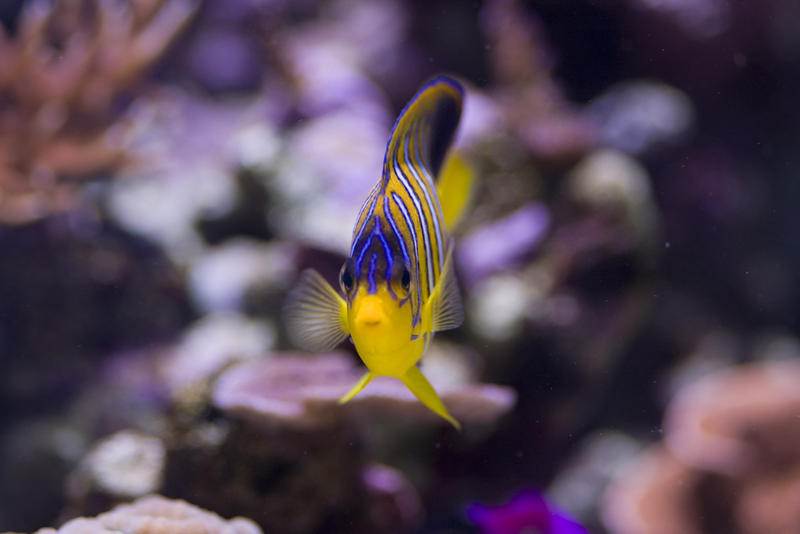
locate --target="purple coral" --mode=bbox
[467,489,590,534]
[457,203,550,287]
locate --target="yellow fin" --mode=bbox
[402,365,461,429]
[436,150,475,232]
[339,371,375,404]
[423,244,464,333]
[284,269,348,352]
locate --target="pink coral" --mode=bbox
[0,0,196,224]
[212,352,516,428]
[603,359,800,534]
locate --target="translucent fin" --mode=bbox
[425,244,464,332]
[284,269,348,352]
[402,365,461,429]
[436,150,474,232]
[338,371,375,404]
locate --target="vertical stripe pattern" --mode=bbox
[347,77,463,329]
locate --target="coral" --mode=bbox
[566,149,658,243]
[265,107,390,254]
[163,398,368,534]
[480,0,596,160]
[547,431,644,532]
[602,446,702,534]
[107,90,280,265]
[586,81,694,156]
[212,351,516,429]
[0,0,196,224]
[160,312,275,398]
[187,239,298,314]
[65,431,166,518]
[162,346,512,534]
[35,495,262,534]
[603,359,800,534]
[457,203,550,288]
[663,358,800,476]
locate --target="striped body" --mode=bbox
[346,78,462,334]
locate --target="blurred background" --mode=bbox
[1,0,800,532]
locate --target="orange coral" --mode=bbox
[0,0,196,224]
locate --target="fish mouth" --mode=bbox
[355,313,387,330]
[353,295,389,329]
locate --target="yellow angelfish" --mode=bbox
[285,76,473,428]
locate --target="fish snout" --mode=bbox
[354,297,388,329]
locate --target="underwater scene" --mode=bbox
[1,0,800,533]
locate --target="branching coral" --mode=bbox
[35,494,262,534]
[0,0,196,224]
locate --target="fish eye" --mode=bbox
[401,268,411,291]
[340,262,355,292]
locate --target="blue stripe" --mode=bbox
[413,117,446,272]
[351,193,378,256]
[405,119,442,292]
[373,215,394,281]
[391,191,422,326]
[367,252,377,293]
[395,136,434,299]
[383,195,410,266]
[354,231,372,274]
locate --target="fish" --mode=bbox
[284,75,471,428]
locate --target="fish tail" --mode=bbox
[339,371,375,404]
[401,365,461,430]
[436,150,474,232]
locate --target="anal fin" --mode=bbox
[339,372,375,404]
[401,366,461,429]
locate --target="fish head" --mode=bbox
[340,256,417,362]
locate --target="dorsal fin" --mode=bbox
[382,76,463,182]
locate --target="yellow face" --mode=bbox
[340,260,423,377]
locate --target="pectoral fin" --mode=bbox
[284,269,348,352]
[423,243,464,333]
[339,371,375,404]
[436,150,474,232]
[401,365,461,429]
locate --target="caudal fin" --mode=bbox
[401,365,461,429]
[436,150,475,232]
